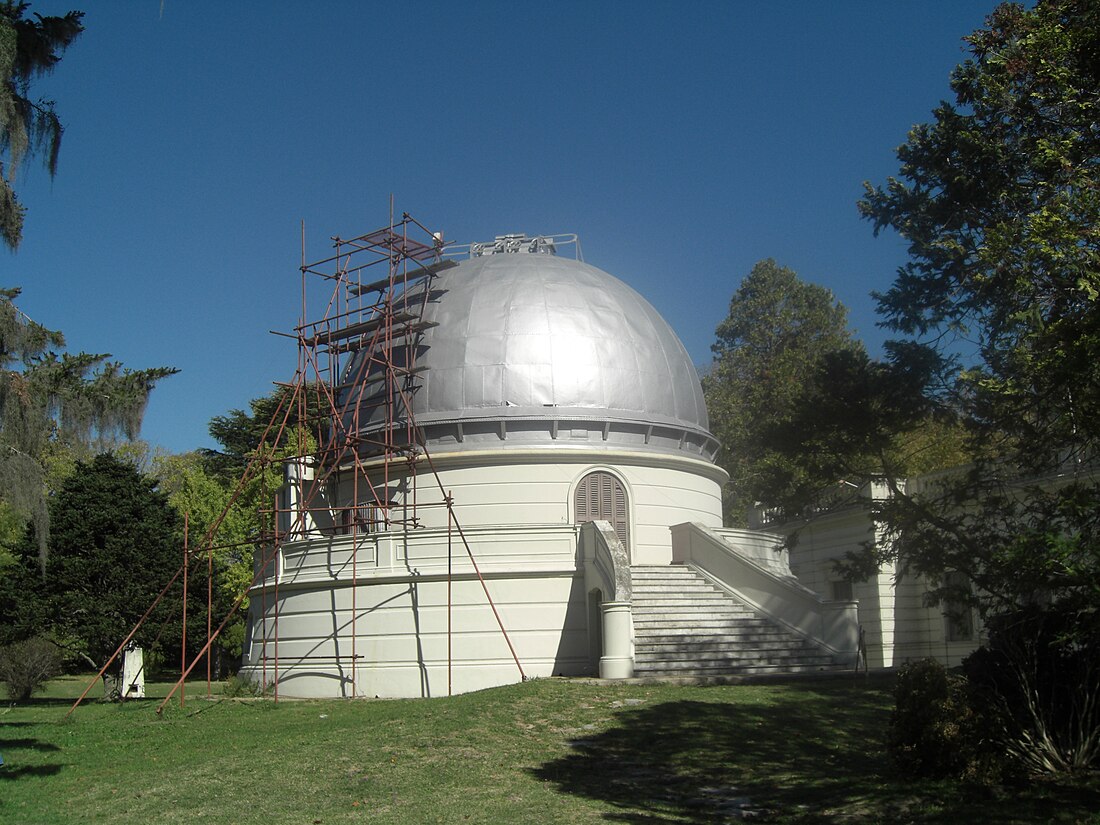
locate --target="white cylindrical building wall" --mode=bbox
[341,451,726,565]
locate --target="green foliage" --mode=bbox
[0,289,177,569]
[0,633,60,700]
[704,261,971,527]
[860,0,1100,472]
[965,607,1100,774]
[204,383,328,482]
[865,473,1100,620]
[703,259,866,523]
[855,0,1100,616]
[221,672,264,697]
[857,1,1100,776]
[201,383,323,556]
[0,13,167,572]
[0,495,22,566]
[889,658,1011,783]
[151,450,254,661]
[0,2,84,249]
[761,344,966,514]
[22,454,184,669]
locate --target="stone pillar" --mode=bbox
[599,600,634,679]
[280,460,316,539]
[121,646,145,699]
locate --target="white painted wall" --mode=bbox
[241,524,592,698]
[245,446,727,698]
[332,448,726,565]
[782,503,980,668]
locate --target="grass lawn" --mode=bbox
[1,672,1098,824]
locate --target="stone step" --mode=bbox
[632,605,768,616]
[632,625,790,639]
[634,611,806,625]
[638,643,807,656]
[637,640,818,654]
[635,654,835,670]
[633,646,835,662]
[633,594,748,604]
[633,628,785,641]
[632,615,778,627]
[633,616,778,629]
[631,588,729,598]
[628,563,844,677]
[633,662,844,677]
[630,570,701,580]
[636,636,820,651]
[632,597,741,609]
[632,579,726,589]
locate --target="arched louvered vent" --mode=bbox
[574,471,629,551]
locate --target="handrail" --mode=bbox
[671,522,858,662]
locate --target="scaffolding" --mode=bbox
[67,210,525,715]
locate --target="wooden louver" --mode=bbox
[574,471,629,550]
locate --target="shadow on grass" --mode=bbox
[0,737,60,752]
[0,764,63,779]
[4,697,84,708]
[0,734,63,781]
[532,677,1100,824]
[534,679,895,823]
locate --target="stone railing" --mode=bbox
[671,522,859,663]
[578,521,633,679]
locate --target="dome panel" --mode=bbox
[339,244,716,459]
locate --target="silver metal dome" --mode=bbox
[340,238,719,461]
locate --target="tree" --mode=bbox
[0,2,84,250]
[203,383,329,481]
[858,0,1100,772]
[150,450,254,671]
[0,454,184,671]
[0,288,177,570]
[860,0,1100,469]
[858,0,1100,616]
[703,259,867,523]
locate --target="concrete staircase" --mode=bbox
[631,564,843,677]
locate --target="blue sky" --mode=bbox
[8,1,1001,455]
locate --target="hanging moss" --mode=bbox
[0,4,84,250]
[0,289,177,571]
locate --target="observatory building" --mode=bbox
[240,232,858,698]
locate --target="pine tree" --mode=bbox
[703,260,865,523]
[0,288,177,570]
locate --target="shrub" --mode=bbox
[0,636,62,701]
[222,673,265,698]
[964,607,1100,774]
[888,658,1011,783]
[889,658,969,776]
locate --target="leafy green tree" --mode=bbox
[0,11,168,568]
[857,0,1100,616]
[151,450,254,670]
[857,0,1100,772]
[761,342,964,503]
[204,383,329,481]
[0,2,84,249]
[703,259,867,523]
[0,289,177,570]
[115,386,331,672]
[0,454,184,671]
